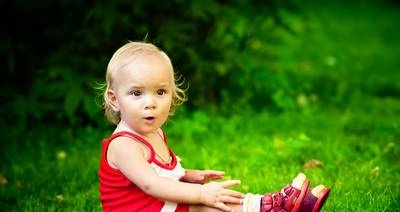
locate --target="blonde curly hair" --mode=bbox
[101,41,187,125]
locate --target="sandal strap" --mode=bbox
[261,194,287,212]
[261,184,302,212]
[298,187,330,212]
[261,192,289,212]
[298,189,318,212]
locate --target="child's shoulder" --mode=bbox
[107,135,150,167]
[108,135,146,152]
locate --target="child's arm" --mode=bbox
[108,137,244,211]
[181,169,225,184]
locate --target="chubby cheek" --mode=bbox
[160,100,172,115]
[119,101,141,120]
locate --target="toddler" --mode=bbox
[98,41,330,212]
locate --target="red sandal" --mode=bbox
[298,185,330,212]
[260,179,310,212]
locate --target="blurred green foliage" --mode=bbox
[0,0,306,129]
[1,0,399,130]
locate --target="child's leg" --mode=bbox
[188,204,242,212]
[188,173,309,212]
[188,185,330,212]
[259,173,309,212]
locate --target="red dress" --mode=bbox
[98,131,188,212]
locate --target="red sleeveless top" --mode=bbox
[98,131,187,212]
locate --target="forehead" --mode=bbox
[114,53,173,85]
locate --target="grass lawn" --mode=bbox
[0,101,399,211]
[1,0,399,211]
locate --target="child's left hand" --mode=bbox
[181,169,225,184]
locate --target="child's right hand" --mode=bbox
[200,180,244,212]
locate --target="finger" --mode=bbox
[221,180,241,188]
[207,174,224,180]
[218,195,243,204]
[216,202,233,212]
[194,175,205,181]
[224,189,245,198]
[204,170,225,176]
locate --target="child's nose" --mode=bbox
[144,95,156,109]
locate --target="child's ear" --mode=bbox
[107,89,120,112]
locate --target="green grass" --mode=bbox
[167,97,400,211]
[0,98,399,211]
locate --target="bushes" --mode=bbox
[1,0,398,130]
[1,0,303,128]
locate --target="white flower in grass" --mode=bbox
[57,150,67,160]
[56,194,64,202]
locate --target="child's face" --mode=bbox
[108,53,173,136]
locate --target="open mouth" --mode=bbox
[144,117,155,121]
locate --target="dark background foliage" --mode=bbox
[0,0,306,128]
[1,0,399,132]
